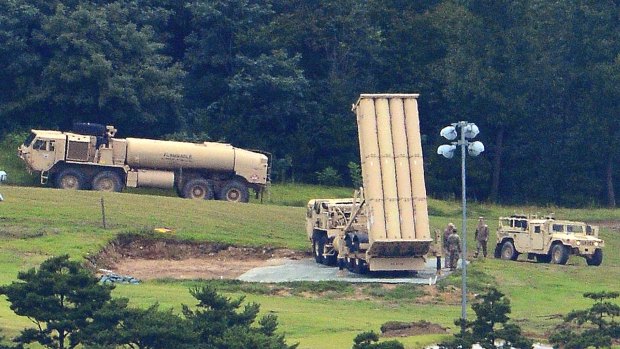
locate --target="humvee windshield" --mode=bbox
[552,224,585,233]
[23,132,36,147]
[566,225,584,233]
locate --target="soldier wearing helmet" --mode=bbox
[474,216,489,258]
[443,223,455,268]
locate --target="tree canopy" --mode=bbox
[0,255,114,349]
[439,288,533,349]
[2,0,619,206]
[550,291,620,349]
[0,255,297,349]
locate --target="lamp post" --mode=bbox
[437,122,484,322]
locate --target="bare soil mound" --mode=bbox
[86,234,307,280]
[594,220,620,232]
[381,320,449,337]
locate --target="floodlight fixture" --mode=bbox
[440,125,458,141]
[437,144,457,159]
[468,141,485,156]
[462,123,479,139]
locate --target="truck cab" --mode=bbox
[18,131,67,175]
[494,214,604,266]
[306,197,368,269]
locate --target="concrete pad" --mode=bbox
[239,257,464,284]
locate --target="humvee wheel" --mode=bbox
[550,244,569,265]
[493,244,502,259]
[56,168,86,190]
[500,241,518,260]
[586,249,603,266]
[92,171,123,192]
[182,178,215,200]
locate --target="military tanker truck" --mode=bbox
[17,123,269,202]
[307,94,433,273]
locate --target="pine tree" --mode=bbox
[439,288,533,349]
[182,285,298,349]
[550,291,620,349]
[352,331,404,349]
[0,255,114,349]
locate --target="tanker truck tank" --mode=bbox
[125,138,235,171]
[17,125,270,203]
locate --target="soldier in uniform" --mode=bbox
[474,217,489,258]
[443,223,455,268]
[447,228,461,271]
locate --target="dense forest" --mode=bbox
[1,0,619,207]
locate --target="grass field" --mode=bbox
[0,184,619,348]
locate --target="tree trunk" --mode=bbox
[606,154,616,207]
[489,125,504,203]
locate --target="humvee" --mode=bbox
[494,215,604,266]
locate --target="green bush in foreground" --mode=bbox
[352,331,403,349]
[0,255,113,349]
[439,288,533,349]
[0,256,298,349]
[549,291,620,349]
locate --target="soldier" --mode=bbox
[474,216,489,258]
[443,223,455,268]
[0,170,5,202]
[447,228,461,271]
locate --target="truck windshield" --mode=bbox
[566,225,584,234]
[23,133,36,147]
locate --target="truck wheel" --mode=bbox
[337,258,346,270]
[219,180,249,203]
[500,241,518,260]
[183,178,215,200]
[550,244,569,265]
[324,253,337,266]
[353,258,367,274]
[92,171,123,192]
[346,257,355,272]
[586,249,603,266]
[313,238,325,264]
[56,168,86,190]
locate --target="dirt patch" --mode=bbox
[593,220,620,232]
[87,234,307,280]
[381,320,449,337]
[416,285,462,305]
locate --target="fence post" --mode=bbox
[101,197,107,229]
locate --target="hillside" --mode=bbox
[3,1,620,207]
[0,185,618,348]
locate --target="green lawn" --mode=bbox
[0,185,619,348]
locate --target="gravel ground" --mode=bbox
[238,257,462,284]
